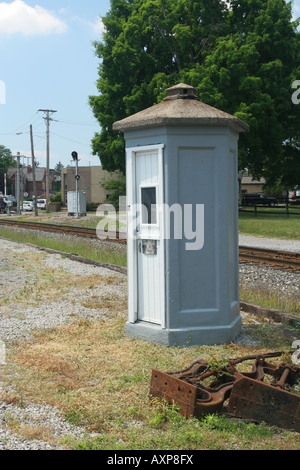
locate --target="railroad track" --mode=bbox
[239,246,300,272]
[0,219,124,242]
[0,219,299,271]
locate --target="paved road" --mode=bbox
[239,234,300,253]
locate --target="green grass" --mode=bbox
[0,227,127,267]
[5,214,101,229]
[68,410,278,451]
[240,285,300,318]
[239,211,300,240]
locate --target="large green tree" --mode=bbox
[0,145,15,194]
[0,145,15,174]
[89,0,300,187]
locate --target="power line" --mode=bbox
[56,119,98,126]
[0,114,97,136]
[13,112,39,134]
[0,113,44,136]
[51,131,90,148]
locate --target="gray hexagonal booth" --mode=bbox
[113,83,249,346]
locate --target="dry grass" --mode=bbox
[2,312,300,451]
[1,247,125,308]
[1,234,300,449]
[17,425,57,445]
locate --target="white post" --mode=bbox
[75,157,79,219]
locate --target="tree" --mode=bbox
[54,161,64,173]
[90,0,300,187]
[89,0,228,173]
[183,0,300,188]
[101,176,126,210]
[0,145,15,194]
[0,145,15,174]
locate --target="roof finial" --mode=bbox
[164,83,200,101]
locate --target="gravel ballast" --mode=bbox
[0,236,127,450]
[0,231,299,450]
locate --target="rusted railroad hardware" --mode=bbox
[239,246,300,272]
[150,352,300,431]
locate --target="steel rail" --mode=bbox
[0,219,124,242]
[239,246,300,271]
[0,219,299,269]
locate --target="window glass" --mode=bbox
[141,187,157,224]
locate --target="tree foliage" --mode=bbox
[101,176,126,210]
[0,145,15,174]
[54,161,64,173]
[89,0,300,187]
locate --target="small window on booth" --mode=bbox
[141,186,157,225]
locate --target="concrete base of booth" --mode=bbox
[125,316,242,347]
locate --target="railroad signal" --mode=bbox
[71,150,80,219]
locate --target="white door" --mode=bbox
[135,148,164,325]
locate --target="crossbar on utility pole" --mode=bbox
[38,109,57,213]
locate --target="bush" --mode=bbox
[86,202,100,212]
[51,192,62,203]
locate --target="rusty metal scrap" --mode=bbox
[150,352,300,432]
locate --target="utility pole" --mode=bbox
[30,124,38,217]
[15,152,21,215]
[38,109,57,212]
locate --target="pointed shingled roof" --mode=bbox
[113,83,249,133]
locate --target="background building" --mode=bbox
[61,165,123,205]
[7,166,57,199]
[241,176,266,194]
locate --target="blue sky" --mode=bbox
[0,0,111,169]
[0,0,300,171]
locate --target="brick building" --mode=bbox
[7,166,58,199]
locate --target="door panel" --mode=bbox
[135,150,164,324]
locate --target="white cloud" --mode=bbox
[71,15,105,36]
[92,17,105,35]
[0,0,67,36]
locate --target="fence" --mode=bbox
[239,199,300,218]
